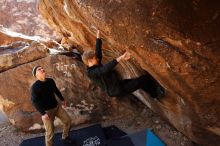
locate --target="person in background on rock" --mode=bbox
[30,66,73,146]
[82,30,165,99]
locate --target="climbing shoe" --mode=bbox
[156,86,166,100]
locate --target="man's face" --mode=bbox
[35,67,46,79]
[89,56,99,66]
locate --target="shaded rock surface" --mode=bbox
[0,27,51,72]
[0,41,48,72]
[0,0,55,37]
[0,27,95,131]
[0,54,109,131]
[0,26,68,73]
[38,0,220,145]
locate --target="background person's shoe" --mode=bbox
[62,136,74,145]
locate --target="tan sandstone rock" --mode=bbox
[0,55,108,131]
[38,0,220,144]
[0,27,32,46]
[0,0,55,37]
[0,41,49,72]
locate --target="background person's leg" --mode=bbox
[56,105,71,139]
[42,118,54,146]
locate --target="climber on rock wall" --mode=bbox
[82,30,165,99]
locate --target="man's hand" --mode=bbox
[62,100,67,108]
[97,30,100,38]
[41,113,49,120]
[116,51,131,62]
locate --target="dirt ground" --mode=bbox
[0,96,196,146]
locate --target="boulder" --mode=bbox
[0,41,48,72]
[0,55,109,131]
[0,0,55,37]
[38,0,220,144]
[0,27,32,46]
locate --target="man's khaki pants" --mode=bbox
[42,105,71,146]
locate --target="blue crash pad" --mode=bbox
[146,130,165,146]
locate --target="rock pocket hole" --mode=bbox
[55,49,82,61]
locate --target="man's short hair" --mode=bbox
[32,65,41,77]
[82,50,96,65]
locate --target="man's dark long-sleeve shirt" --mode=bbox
[87,38,121,97]
[31,78,64,115]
